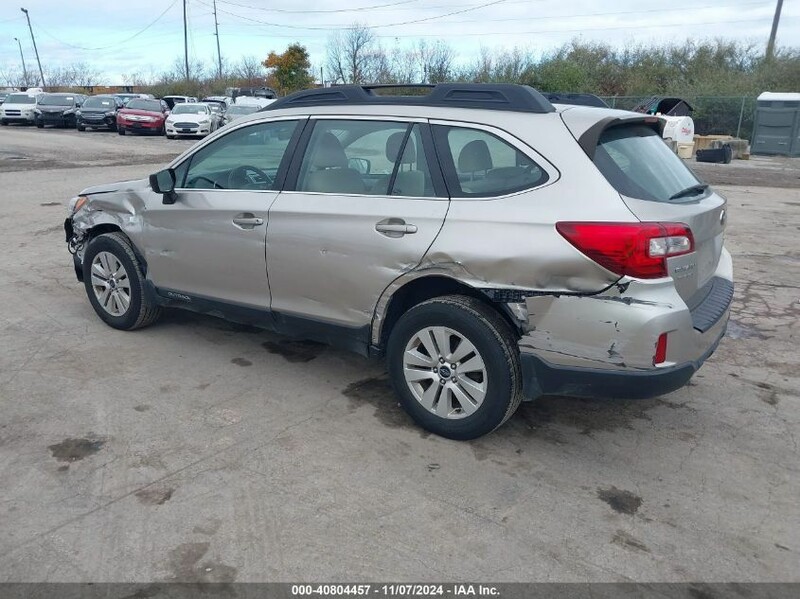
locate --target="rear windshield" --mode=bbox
[594,124,704,202]
[6,94,36,104]
[39,95,75,106]
[126,99,162,112]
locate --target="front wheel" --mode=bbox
[387,295,523,440]
[36,122,43,129]
[118,128,125,136]
[82,232,162,330]
[77,124,86,131]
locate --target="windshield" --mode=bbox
[227,106,257,115]
[83,97,116,109]
[172,104,207,115]
[6,94,36,104]
[594,124,703,202]
[39,95,74,106]
[126,99,162,112]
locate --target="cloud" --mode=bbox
[0,0,796,82]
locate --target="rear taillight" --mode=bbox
[555,222,694,279]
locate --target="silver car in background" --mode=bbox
[63,83,732,439]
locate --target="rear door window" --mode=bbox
[594,124,706,202]
[433,125,548,197]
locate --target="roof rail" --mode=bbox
[263,83,555,114]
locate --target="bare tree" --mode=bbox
[0,67,28,88]
[418,41,455,83]
[326,24,376,84]
[234,55,265,85]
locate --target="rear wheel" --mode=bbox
[82,232,161,330]
[387,295,523,440]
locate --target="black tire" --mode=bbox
[77,125,86,132]
[166,134,175,140]
[0,120,8,126]
[118,128,126,136]
[387,295,523,440]
[36,122,44,129]
[82,232,162,331]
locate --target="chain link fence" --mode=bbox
[599,96,757,141]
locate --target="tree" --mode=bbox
[418,41,455,83]
[234,55,265,86]
[264,43,314,94]
[326,24,376,84]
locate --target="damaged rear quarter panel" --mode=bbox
[519,282,685,371]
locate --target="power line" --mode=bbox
[35,0,179,51]
[427,1,771,26]
[203,0,510,30]
[214,14,789,39]
[216,0,423,14]
[207,0,769,30]
[374,14,791,37]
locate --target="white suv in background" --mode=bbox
[0,90,42,125]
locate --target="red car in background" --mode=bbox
[116,98,170,136]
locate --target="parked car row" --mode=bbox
[0,90,263,138]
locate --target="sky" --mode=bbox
[0,0,797,84]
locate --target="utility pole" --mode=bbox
[20,8,45,88]
[183,0,189,80]
[212,0,222,80]
[14,37,28,87]
[766,0,784,60]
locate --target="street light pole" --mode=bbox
[14,37,28,87]
[20,7,45,88]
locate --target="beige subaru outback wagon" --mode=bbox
[64,84,732,439]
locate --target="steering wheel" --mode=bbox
[187,175,224,189]
[227,165,273,190]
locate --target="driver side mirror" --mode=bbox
[150,168,177,204]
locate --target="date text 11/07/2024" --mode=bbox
[291,584,500,597]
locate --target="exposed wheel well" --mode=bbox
[377,276,521,351]
[86,223,123,240]
[85,225,148,274]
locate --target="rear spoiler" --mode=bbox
[578,115,665,160]
[543,92,608,108]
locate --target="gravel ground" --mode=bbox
[0,126,798,583]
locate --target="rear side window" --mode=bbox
[594,124,704,202]
[434,125,548,197]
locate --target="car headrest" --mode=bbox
[310,132,348,169]
[458,139,493,172]
[386,131,416,164]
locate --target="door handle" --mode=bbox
[375,218,418,237]
[232,213,264,229]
